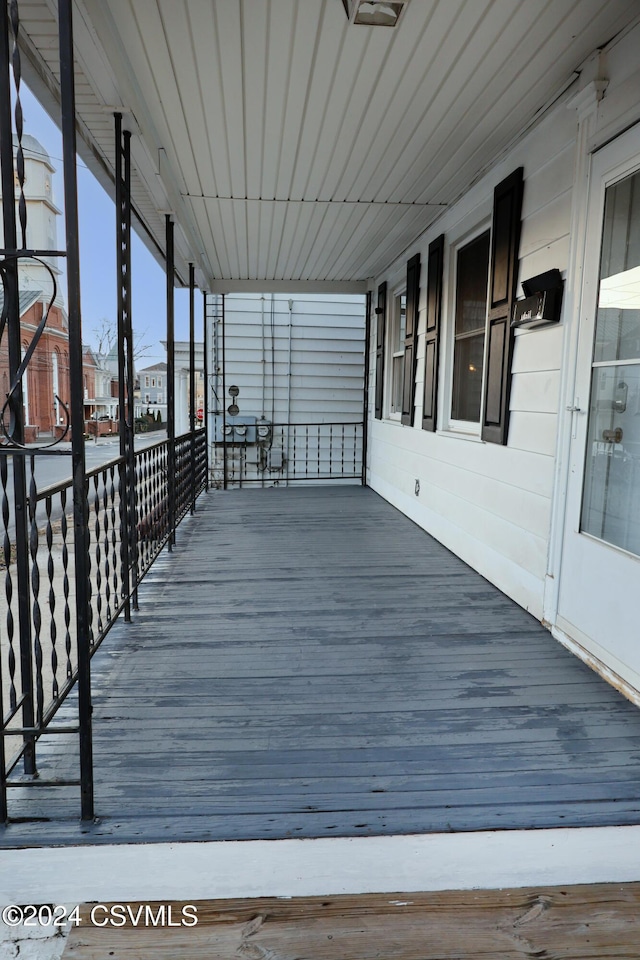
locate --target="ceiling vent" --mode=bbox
[342,1,408,27]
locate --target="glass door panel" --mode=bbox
[580,169,640,557]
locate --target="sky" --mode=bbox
[18,83,199,369]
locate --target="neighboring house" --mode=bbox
[93,351,118,421]
[138,361,167,423]
[164,343,202,435]
[81,345,97,422]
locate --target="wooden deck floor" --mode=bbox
[3,485,640,846]
[61,885,640,959]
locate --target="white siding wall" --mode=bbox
[214,293,365,423]
[210,293,365,485]
[368,24,640,621]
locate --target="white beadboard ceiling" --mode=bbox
[16,0,640,290]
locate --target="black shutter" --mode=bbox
[401,254,421,426]
[422,234,444,432]
[481,168,523,445]
[374,281,387,420]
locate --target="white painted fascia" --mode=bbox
[2,827,640,905]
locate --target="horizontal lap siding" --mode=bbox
[222,294,365,424]
[370,106,576,617]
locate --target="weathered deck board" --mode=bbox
[62,885,640,959]
[3,485,640,845]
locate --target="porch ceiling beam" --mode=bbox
[210,279,368,295]
[185,195,447,208]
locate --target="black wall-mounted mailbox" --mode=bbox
[512,269,563,329]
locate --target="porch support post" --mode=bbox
[0,0,35,783]
[58,0,94,819]
[203,292,209,491]
[361,290,372,487]
[166,216,176,547]
[115,113,132,619]
[222,293,227,490]
[189,264,196,514]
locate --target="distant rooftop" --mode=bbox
[138,362,167,373]
[0,289,43,316]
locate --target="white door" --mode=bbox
[557,126,640,689]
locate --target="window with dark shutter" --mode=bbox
[422,234,444,432]
[401,253,421,426]
[374,281,387,420]
[481,168,524,445]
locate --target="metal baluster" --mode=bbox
[1,455,16,715]
[329,424,333,476]
[60,490,72,680]
[103,469,112,623]
[352,424,356,476]
[45,495,58,702]
[27,457,42,728]
[140,449,148,571]
[110,465,119,614]
[92,474,103,636]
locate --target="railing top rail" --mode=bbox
[176,427,206,442]
[30,454,125,503]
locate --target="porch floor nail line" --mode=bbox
[3,485,640,846]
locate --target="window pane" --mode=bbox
[452,333,484,422]
[455,232,490,335]
[451,230,490,422]
[594,170,640,362]
[392,355,404,412]
[392,294,406,352]
[389,293,406,413]
[581,364,640,556]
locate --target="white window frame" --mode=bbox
[440,213,492,438]
[386,285,406,421]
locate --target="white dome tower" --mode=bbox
[2,133,64,307]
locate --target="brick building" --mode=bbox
[0,289,71,440]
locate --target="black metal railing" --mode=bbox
[0,429,207,808]
[212,421,363,488]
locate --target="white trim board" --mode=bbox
[2,827,640,905]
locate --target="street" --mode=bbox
[1,431,167,538]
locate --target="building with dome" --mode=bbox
[0,133,90,439]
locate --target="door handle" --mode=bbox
[602,427,623,443]
[566,401,583,439]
